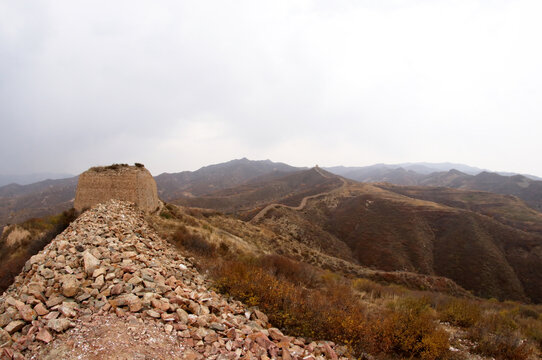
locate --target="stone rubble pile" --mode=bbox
[0,200,348,359]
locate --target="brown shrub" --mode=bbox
[518,306,540,320]
[440,298,482,328]
[211,259,365,353]
[258,254,320,288]
[353,278,385,298]
[367,297,450,360]
[517,316,542,351]
[211,258,450,359]
[170,225,216,256]
[218,242,230,255]
[159,209,174,219]
[469,310,534,360]
[163,204,199,226]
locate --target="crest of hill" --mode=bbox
[0,177,78,231]
[328,165,542,211]
[155,158,302,201]
[173,167,344,218]
[74,164,159,213]
[0,200,347,359]
[0,159,300,228]
[175,169,542,303]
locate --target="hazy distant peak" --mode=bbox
[447,169,467,176]
[0,173,75,187]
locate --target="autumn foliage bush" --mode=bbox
[367,297,450,360]
[434,298,540,359]
[258,254,320,287]
[440,298,482,327]
[468,309,535,360]
[211,256,450,359]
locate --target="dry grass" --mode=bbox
[0,208,79,293]
[439,298,482,328]
[467,309,534,359]
[169,224,217,256]
[147,203,542,359]
[210,255,451,359]
[435,298,541,359]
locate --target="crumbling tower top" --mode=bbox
[74,163,159,212]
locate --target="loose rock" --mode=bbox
[83,251,100,276]
[0,200,350,359]
[61,274,80,297]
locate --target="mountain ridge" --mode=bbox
[169,169,542,303]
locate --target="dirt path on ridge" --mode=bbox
[250,168,347,224]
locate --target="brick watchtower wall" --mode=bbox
[74,164,159,212]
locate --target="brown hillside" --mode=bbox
[335,166,542,212]
[0,177,77,228]
[175,171,542,303]
[173,168,343,218]
[155,158,301,201]
[377,184,542,235]
[274,183,542,302]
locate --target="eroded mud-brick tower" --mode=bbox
[74,164,159,212]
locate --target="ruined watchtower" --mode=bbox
[74,164,159,212]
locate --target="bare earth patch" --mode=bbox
[35,313,188,360]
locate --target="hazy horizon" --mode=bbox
[2,1,541,177]
[2,158,542,186]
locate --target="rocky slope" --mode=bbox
[0,200,346,359]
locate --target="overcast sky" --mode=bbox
[1,0,541,177]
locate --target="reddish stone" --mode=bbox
[36,328,53,343]
[19,306,36,322]
[34,303,49,316]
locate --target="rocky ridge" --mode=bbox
[0,200,346,359]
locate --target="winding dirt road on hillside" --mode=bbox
[250,167,347,223]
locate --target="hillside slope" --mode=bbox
[180,171,542,303]
[0,200,346,359]
[0,177,78,229]
[377,184,542,235]
[155,158,301,201]
[173,167,343,218]
[266,183,542,302]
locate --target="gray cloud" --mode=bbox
[1,0,541,176]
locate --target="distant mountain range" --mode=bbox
[2,159,542,227]
[325,162,542,180]
[0,173,75,187]
[0,158,302,226]
[154,158,303,201]
[325,165,542,211]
